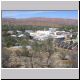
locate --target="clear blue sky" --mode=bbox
[2,11,78,19]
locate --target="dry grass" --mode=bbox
[2,46,78,68]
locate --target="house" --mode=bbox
[18,34,26,38]
[54,35,65,42]
[11,35,16,37]
[7,31,14,35]
[53,31,65,42]
[16,30,22,35]
[53,31,72,40]
[62,32,70,39]
[16,30,22,33]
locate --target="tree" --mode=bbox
[4,36,16,47]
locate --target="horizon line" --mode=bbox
[2,17,78,20]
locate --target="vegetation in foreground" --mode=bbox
[2,38,78,68]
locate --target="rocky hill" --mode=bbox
[2,18,78,27]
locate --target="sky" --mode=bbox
[2,11,78,19]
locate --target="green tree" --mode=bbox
[4,36,16,47]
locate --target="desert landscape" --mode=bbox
[2,11,78,68]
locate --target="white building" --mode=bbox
[18,34,25,38]
[11,35,16,37]
[30,29,71,41]
[30,30,51,40]
[7,31,14,34]
[16,30,22,33]
[16,30,22,35]
[53,31,71,39]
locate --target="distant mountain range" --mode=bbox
[2,18,78,27]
